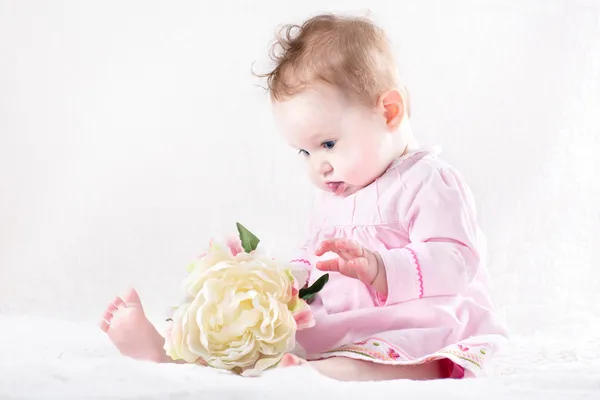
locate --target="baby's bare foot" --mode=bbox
[279,353,308,368]
[99,288,170,363]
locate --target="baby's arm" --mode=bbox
[375,163,483,305]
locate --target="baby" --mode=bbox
[99,13,507,381]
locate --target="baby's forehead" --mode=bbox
[273,105,326,141]
[273,85,347,121]
[274,102,333,136]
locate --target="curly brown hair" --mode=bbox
[258,13,409,114]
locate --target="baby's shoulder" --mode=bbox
[380,148,460,194]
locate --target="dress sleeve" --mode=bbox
[290,238,312,285]
[374,164,484,306]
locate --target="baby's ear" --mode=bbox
[378,89,405,130]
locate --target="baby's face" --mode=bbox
[273,83,395,197]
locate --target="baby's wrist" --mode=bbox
[370,251,387,295]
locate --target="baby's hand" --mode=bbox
[315,239,388,295]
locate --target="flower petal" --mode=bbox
[240,354,284,377]
[226,236,244,256]
[291,299,315,330]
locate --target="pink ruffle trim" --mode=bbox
[406,248,424,298]
[290,259,311,266]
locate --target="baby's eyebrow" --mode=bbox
[308,131,329,142]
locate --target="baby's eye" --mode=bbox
[322,140,336,150]
[298,149,310,157]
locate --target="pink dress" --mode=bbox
[293,148,508,378]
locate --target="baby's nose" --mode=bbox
[319,162,333,176]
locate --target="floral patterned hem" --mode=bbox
[306,337,489,378]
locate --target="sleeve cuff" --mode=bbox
[290,258,311,287]
[374,247,423,306]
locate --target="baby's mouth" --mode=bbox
[325,181,346,195]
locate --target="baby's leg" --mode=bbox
[281,354,444,381]
[99,288,174,363]
[313,357,444,381]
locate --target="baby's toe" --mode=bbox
[113,296,126,309]
[106,301,118,314]
[122,288,142,306]
[98,318,110,332]
[279,353,306,367]
[103,309,114,323]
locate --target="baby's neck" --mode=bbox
[393,118,420,159]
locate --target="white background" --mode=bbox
[1,0,599,340]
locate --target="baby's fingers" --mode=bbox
[341,257,373,284]
[315,239,338,256]
[315,239,363,259]
[315,258,342,272]
[334,239,363,258]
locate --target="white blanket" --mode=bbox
[1,315,599,400]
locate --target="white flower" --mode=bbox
[164,237,314,377]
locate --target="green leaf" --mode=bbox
[236,222,260,253]
[301,293,317,303]
[299,273,329,300]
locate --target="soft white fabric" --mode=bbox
[1,1,599,398]
[1,314,599,399]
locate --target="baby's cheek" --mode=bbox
[350,158,381,185]
[304,165,320,184]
